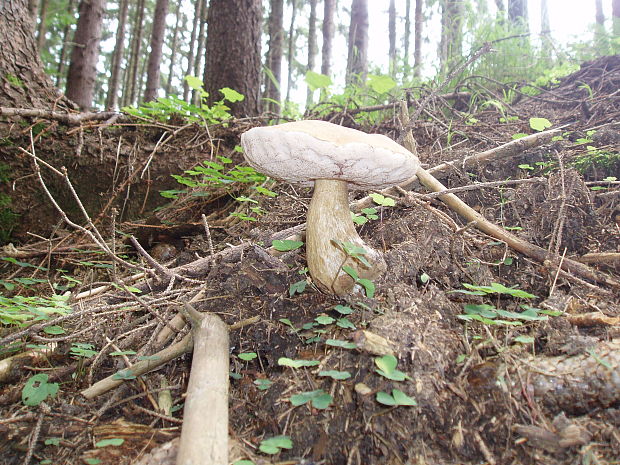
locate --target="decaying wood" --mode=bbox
[0,106,124,125]
[176,303,229,465]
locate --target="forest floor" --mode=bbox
[1,55,619,465]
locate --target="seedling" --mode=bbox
[238,352,257,361]
[342,266,375,298]
[529,117,552,131]
[352,207,379,225]
[254,378,273,390]
[70,342,97,358]
[22,374,59,406]
[277,357,320,368]
[374,355,410,381]
[369,193,396,207]
[376,389,417,407]
[271,239,303,251]
[319,370,351,380]
[290,389,333,409]
[95,438,124,447]
[259,436,293,455]
[325,339,357,349]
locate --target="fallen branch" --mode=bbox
[176,303,229,465]
[0,107,124,125]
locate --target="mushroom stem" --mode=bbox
[306,179,386,296]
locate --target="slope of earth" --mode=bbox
[0,55,619,465]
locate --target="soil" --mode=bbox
[1,55,619,465]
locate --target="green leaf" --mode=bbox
[112,369,137,380]
[43,325,66,335]
[22,374,59,406]
[254,378,273,390]
[511,133,528,139]
[233,461,255,465]
[419,272,430,284]
[367,74,397,94]
[109,350,137,356]
[529,117,552,131]
[45,437,61,446]
[277,357,320,368]
[305,70,332,91]
[514,335,535,344]
[259,436,293,455]
[289,279,307,297]
[319,370,351,380]
[342,266,358,280]
[272,240,304,251]
[278,318,296,330]
[184,75,205,92]
[375,355,409,381]
[290,389,333,409]
[325,339,357,349]
[95,438,125,448]
[336,318,356,330]
[391,389,417,406]
[219,87,244,102]
[238,352,257,361]
[334,305,353,315]
[315,314,335,325]
[357,278,375,298]
[255,186,278,197]
[376,390,396,405]
[369,193,396,206]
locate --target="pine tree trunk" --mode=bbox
[65,0,105,110]
[55,0,76,89]
[36,0,49,50]
[0,0,64,108]
[264,0,284,113]
[165,3,183,96]
[439,0,463,75]
[404,0,411,77]
[203,0,262,117]
[346,0,369,84]
[388,0,396,77]
[413,0,422,78]
[123,0,146,107]
[508,0,528,30]
[144,0,169,102]
[613,0,620,37]
[321,0,335,78]
[306,0,318,107]
[183,0,203,102]
[192,0,208,106]
[106,0,129,110]
[285,0,298,104]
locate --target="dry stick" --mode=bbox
[80,316,259,399]
[0,106,123,125]
[176,303,229,465]
[398,103,620,290]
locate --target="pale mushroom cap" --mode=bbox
[241,120,420,189]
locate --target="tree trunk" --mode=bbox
[123,0,146,107]
[0,0,64,108]
[65,0,105,110]
[613,0,620,37]
[264,0,284,113]
[285,0,298,104]
[595,0,604,25]
[306,0,318,107]
[144,0,169,102]
[193,0,208,106]
[55,0,76,89]
[183,0,204,102]
[105,0,129,110]
[28,0,39,22]
[439,0,463,75]
[388,0,396,77]
[508,0,528,30]
[204,0,262,117]
[36,0,49,51]
[321,0,335,78]
[540,0,551,59]
[404,0,411,77]
[165,3,183,96]
[413,0,422,78]
[346,0,369,85]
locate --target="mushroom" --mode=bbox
[241,120,420,296]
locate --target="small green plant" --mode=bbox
[319,370,351,380]
[374,355,410,381]
[529,117,552,132]
[22,374,59,406]
[238,352,257,361]
[325,338,357,349]
[376,389,417,407]
[277,357,320,368]
[572,146,620,177]
[0,293,72,327]
[254,378,273,390]
[69,342,97,358]
[290,389,333,409]
[352,207,379,225]
[259,436,293,455]
[271,239,303,251]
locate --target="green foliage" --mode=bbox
[290,389,333,409]
[69,342,97,358]
[22,374,59,406]
[95,438,125,448]
[374,355,410,381]
[376,389,417,407]
[342,265,375,298]
[572,146,620,177]
[452,282,536,298]
[277,357,320,368]
[259,436,293,455]
[319,370,351,380]
[325,339,357,349]
[271,240,303,251]
[0,292,71,327]
[238,352,257,361]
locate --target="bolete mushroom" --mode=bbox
[241,120,420,296]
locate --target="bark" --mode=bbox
[55,0,76,89]
[439,0,464,75]
[321,0,335,78]
[388,0,396,77]
[123,0,146,107]
[183,0,203,102]
[540,0,550,34]
[595,0,604,25]
[28,0,39,21]
[507,0,528,30]
[404,0,411,77]
[193,0,208,106]
[285,0,298,104]
[143,0,170,102]
[0,0,62,108]
[203,0,262,117]
[614,0,620,37]
[346,0,369,84]
[36,0,49,50]
[413,0,422,78]
[165,3,183,96]
[264,0,284,113]
[105,0,130,110]
[65,0,105,110]
[306,0,318,107]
